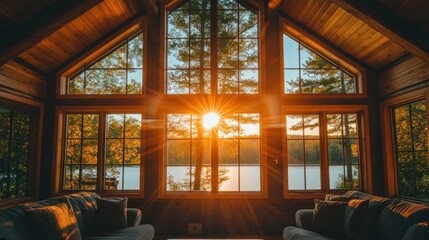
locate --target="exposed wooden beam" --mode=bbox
[266,0,282,16]
[142,0,159,16]
[0,0,103,67]
[329,0,429,62]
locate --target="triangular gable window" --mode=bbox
[67,32,143,94]
[283,34,356,94]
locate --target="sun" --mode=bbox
[203,112,220,129]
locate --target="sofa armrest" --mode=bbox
[127,208,142,227]
[295,209,314,230]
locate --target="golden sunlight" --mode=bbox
[203,112,220,129]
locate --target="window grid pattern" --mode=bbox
[218,113,261,191]
[165,112,261,193]
[285,114,320,190]
[327,113,360,190]
[105,114,142,190]
[217,1,259,94]
[166,0,259,94]
[63,114,99,190]
[165,114,212,191]
[166,1,211,94]
[0,110,31,199]
[283,34,356,94]
[393,100,429,201]
[67,32,143,95]
[285,112,361,192]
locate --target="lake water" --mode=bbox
[112,165,357,190]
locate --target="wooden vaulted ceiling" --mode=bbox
[0,0,428,93]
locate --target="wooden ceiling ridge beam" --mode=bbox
[0,0,104,67]
[266,0,282,16]
[142,0,159,16]
[329,0,429,62]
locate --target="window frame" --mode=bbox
[53,106,146,198]
[159,103,267,199]
[381,87,429,201]
[282,105,371,199]
[161,0,263,96]
[0,92,43,207]
[56,17,147,98]
[279,17,366,99]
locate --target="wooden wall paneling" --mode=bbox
[363,41,408,69]
[354,33,386,59]
[297,0,324,25]
[0,62,47,99]
[378,56,429,97]
[335,19,364,46]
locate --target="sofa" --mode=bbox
[0,192,155,240]
[283,191,429,240]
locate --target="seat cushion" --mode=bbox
[283,226,335,240]
[378,200,429,240]
[84,224,155,240]
[344,199,369,240]
[402,221,429,240]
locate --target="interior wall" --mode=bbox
[36,8,388,238]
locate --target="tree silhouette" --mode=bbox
[0,109,30,199]
[166,113,260,191]
[68,33,143,94]
[166,0,258,94]
[393,100,429,201]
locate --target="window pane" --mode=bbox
[167,39,189,69]
[219,166,238,191]
[92,45,127,68]
[284,70,300,94]
[128,34,143,68]
[167,140,191,165]
[167,70,190,94]
[127,70,143,94]
[283,33,356,95]
[168,10,189,38]
[125,114,142,138]
[239,70,258,94]
[218,10,238,38]
[327,113,360,190]
[167,114,191,138]
[190,11,211,38]
[219,139,238,164]
[393,100,429,201]
[218,39,238,68]
[0,109,31,199]
[239,11,257,38]
[240,114,260,137]
[86,69,126,94]
[283,35,299,68]
[240,166,260,191]
[218,69,238,94]
[167,166,191,191]
[239,39,258,68]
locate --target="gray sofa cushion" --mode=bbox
[295,209,313,230]
[67,192,99,236]
[283,226,335,240]
[344,199,369,240]
[378,200,429,240]
[312,199,347,239]
[84,224,155,240]
[402,221,429,240]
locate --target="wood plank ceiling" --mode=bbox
[0,0,427,96]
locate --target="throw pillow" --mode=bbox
[312,199,348,239]
[95,197,128,232]
[344,198,369,240]
[25,202,81,240]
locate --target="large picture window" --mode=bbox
[164,112,261,193]
[392,100,429,201]
[166,0,259,94]
[284,110,363,195]
[62,111,143,193]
